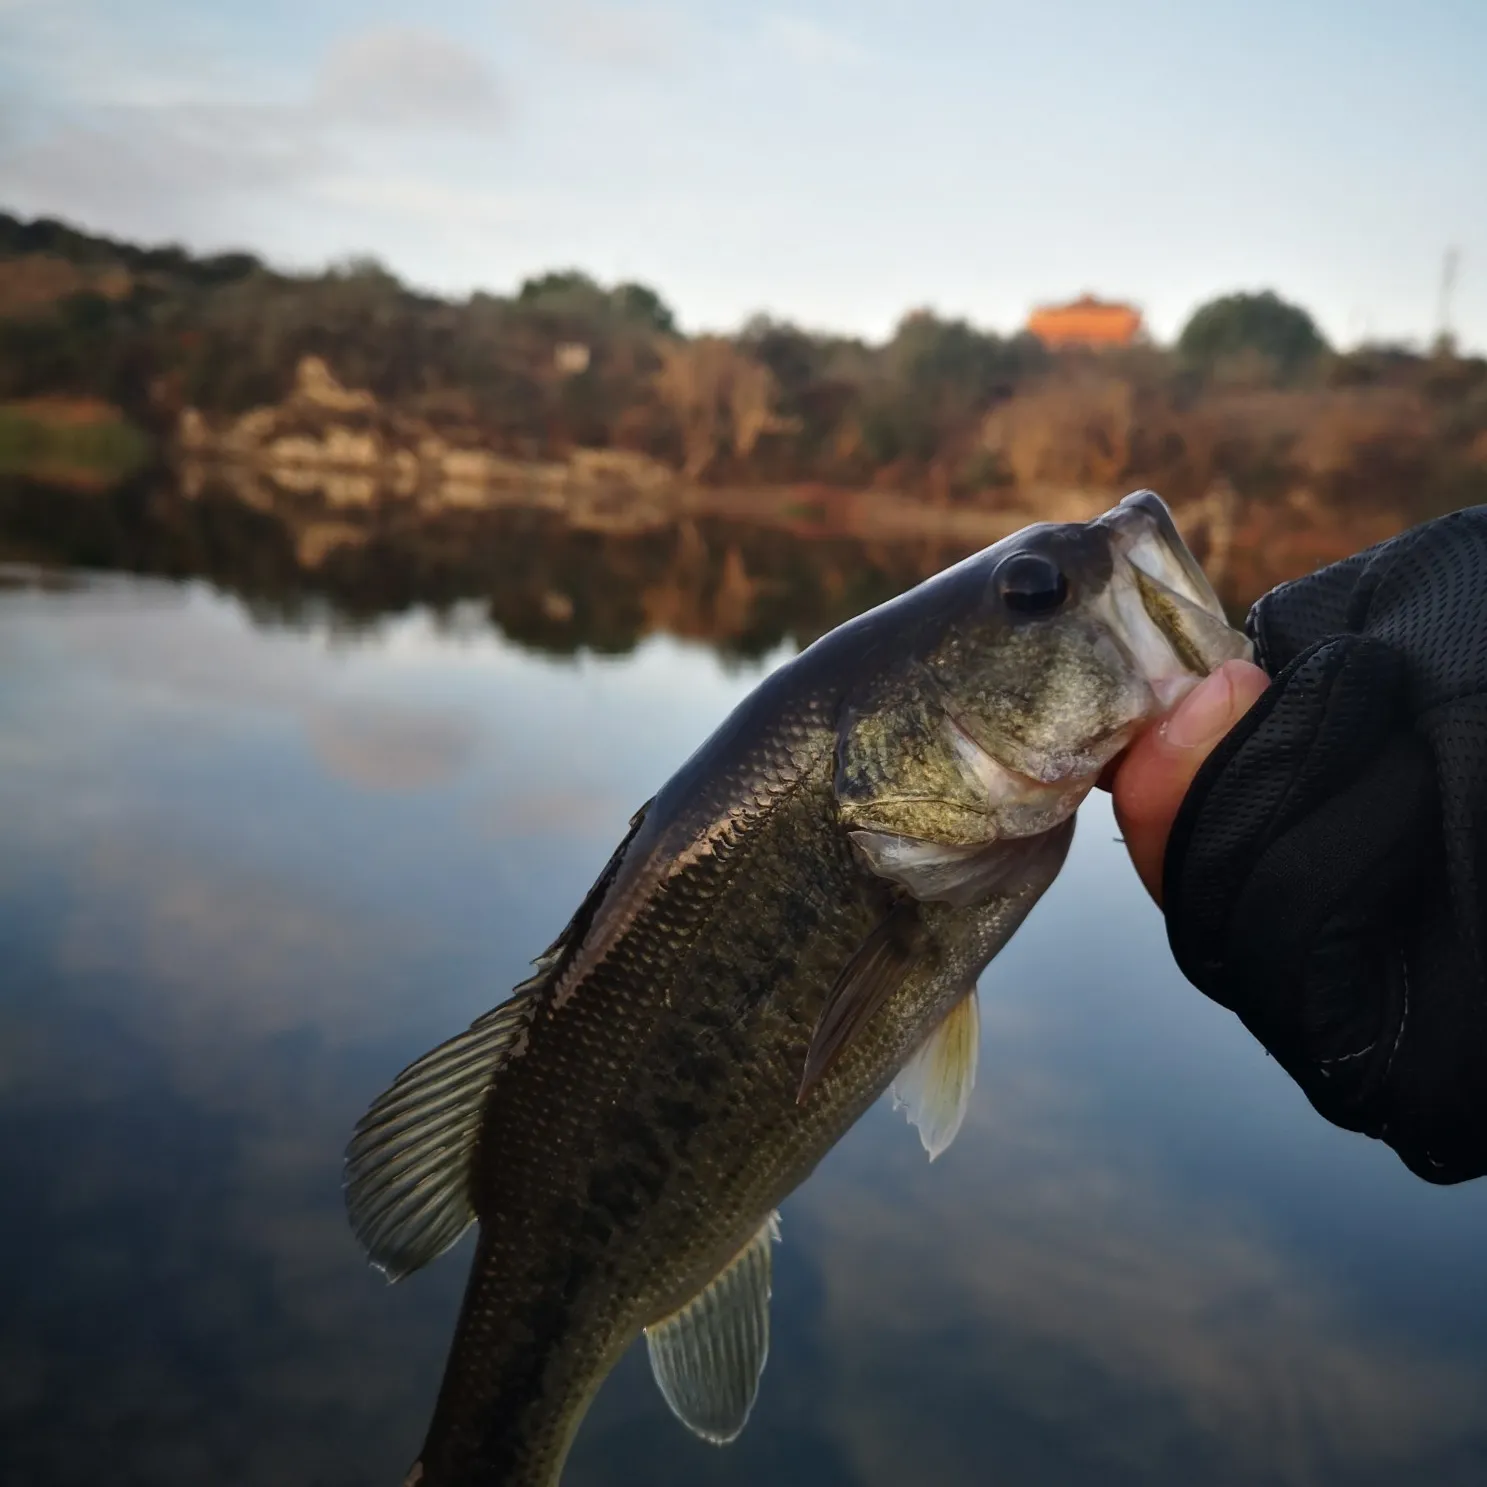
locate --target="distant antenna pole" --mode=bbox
[1438,247,1460,349]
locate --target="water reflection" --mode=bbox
[3,559,1487,1485]
[0,472,975,659]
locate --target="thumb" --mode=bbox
[1109,659,1271,906]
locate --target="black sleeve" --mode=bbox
[1163,506,1487,1182]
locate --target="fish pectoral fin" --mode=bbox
[343,984,538,1281]
[850,829,1051,909]
[645,1213,780,1445]
[798,902,923,1101]
[892,987,980,1161]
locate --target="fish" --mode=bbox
[344,489,1251,1487]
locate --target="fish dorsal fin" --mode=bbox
[344,986,537,1281]
[343,796,657,1281]
[892,988,980,1161]
[532,794,655,974]
[645,1214,780,1444]
[798,902,923,1101]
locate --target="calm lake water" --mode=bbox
[4,485,1487,1486]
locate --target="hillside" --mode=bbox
[0,209,1483,551]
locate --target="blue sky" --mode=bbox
[1,0,1483,348]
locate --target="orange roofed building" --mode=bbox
[1025,294,1144,349]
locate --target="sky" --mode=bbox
[0,0,1483,350]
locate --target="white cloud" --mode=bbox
[0,0,1481,348]
[315,27,502,131]
[534,0,685,71]
[0,104,327,242]
[0,0,245,110]
[759,14,867,70]
[0,23,506,248]
[313,173,534,230]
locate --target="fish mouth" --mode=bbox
[1096,489,1228,620]
[1095,489,1251,710]
[917,492,1249,825]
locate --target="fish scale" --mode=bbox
[345,491,1252,1486]
[423,757,879,1483]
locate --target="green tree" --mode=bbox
[610,281,676,335]
[863,311,1045,465]
[517,268,605,305]
[1177,290,1327,380]
[518,271,676,335]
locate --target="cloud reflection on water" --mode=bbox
[306,704,480,792]
[798,1097,1487,1487]
[3,572,1487,1486]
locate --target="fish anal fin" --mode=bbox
[343,986,537,1281]
[892,987,980,1161]
[798,903,923,1102]
[645,1214,779,1445]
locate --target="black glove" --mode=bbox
[1164,505,1487,1183]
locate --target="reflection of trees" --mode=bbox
[0,474,975,660]
[0,471,301,591]
[9,461,1404,657]
[0,468,1346,655]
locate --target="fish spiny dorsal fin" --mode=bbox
[344,988,537,1281]
[645,1214,780,1445]
[530,794,656,974]
[892,987,980,1161]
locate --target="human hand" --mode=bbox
[1104,658,1271,906]
[1110,507,1487,1183]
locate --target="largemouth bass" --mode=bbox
[345,490,1249,1486]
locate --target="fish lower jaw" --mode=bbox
[1145,667,1202,713]
[946,714,1106,815]
[985,775,1097,842]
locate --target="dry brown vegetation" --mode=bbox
[1,209,1484,584]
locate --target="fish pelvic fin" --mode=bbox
[645,1213,780,1445]
[892,987,980,1161]
[798,902,923,1102]
[343,984,539,1281]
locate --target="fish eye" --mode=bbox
[995,551,1069,616]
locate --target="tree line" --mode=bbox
[0,209,1483,523]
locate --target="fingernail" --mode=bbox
[1162,663,1240,750]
